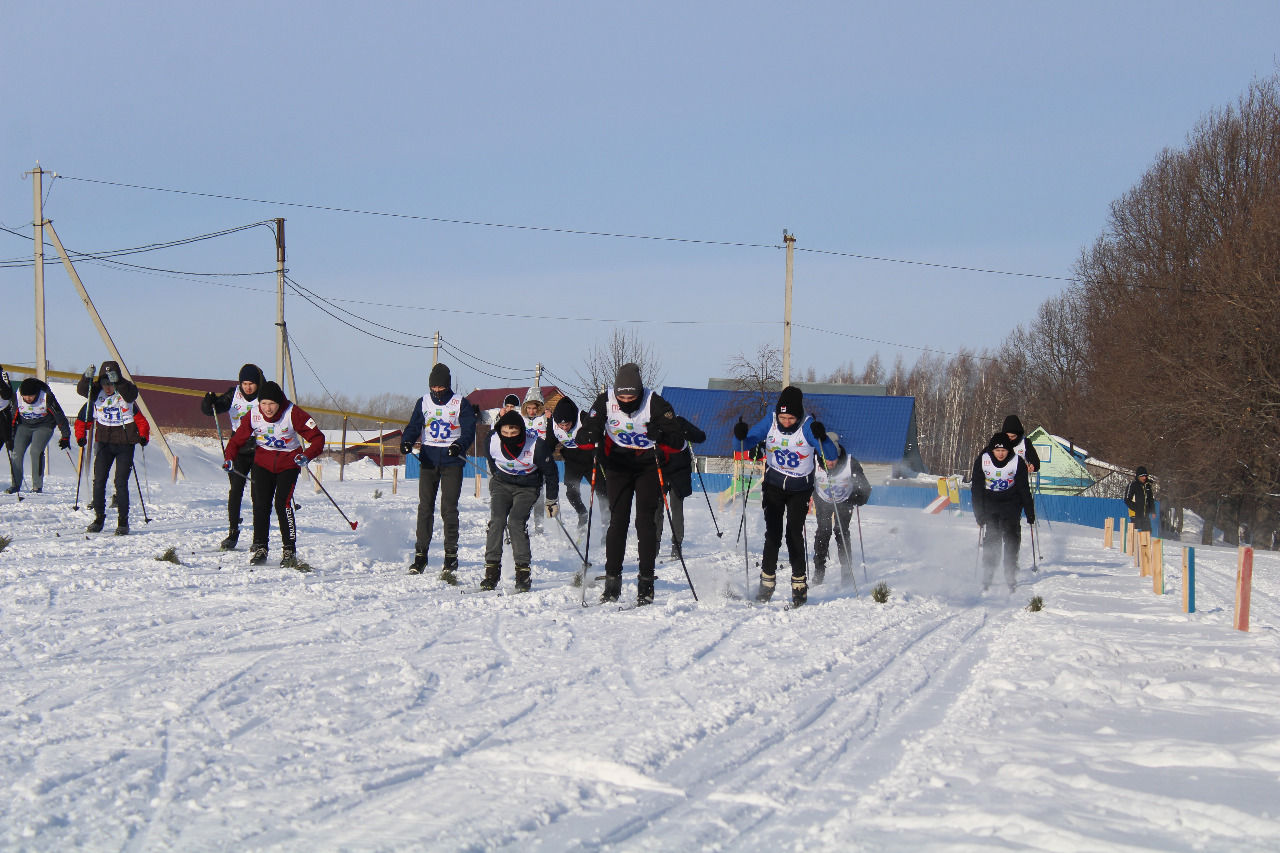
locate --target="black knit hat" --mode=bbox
[258,381,286,405]
[239,363,263,384]
[614,363,643,396]
[19,377,40,397]
[1136,466,1148,477]
[776,386,804,419]
[988,432,1014,452]
[496,409,526,433]
[429,362,452,389]
[552,396,579,425]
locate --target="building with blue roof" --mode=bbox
[660,386,926,477]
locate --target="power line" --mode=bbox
[793,323,1000,363]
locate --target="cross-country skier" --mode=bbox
[812,431,871,586]
[1000,414,1041,473]
[733,386,837,606]
[0,370,14,462]
[399,362,477,581]
[579,363,684,605]
[77,362,147,534]
[548,396,604,531]
[970,432,1036,592]
[481,409,559,591]
[200,363,266,549]
[653,414,707,560]
[7,376,71,494]
[223,381,324,567]
[522,386,549,533]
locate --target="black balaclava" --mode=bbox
[552,396,579,427]
[429,363,453,404]
[496,410,528,457]
[775,386,804,432]
[614,363,644,414]
[1001,415,1025,438]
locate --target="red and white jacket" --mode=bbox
[224,401,325,473]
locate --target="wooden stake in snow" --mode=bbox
[1151,538,1163,594]
[171,454,180,483]
[392,466,398,496]
[313,463,323,494]
[1137,530,1149,574]
[1182,547,1195,613]
[1234,546,1253,632]
[1104,518,1114,549]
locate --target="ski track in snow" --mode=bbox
[2,434,1279,851]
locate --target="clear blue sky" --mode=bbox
[3,1,1277,406]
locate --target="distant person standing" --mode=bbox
[7,376,71,494]
[1125,466,1155,533]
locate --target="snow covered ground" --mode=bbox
[2,432,1278,851]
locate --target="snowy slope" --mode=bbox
[2,433,1278,851]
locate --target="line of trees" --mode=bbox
[731,73,1280,545]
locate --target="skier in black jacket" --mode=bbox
[7,376,71,494]
[971,433,1036,592]
[200,363,266,550]
[1000,414,1041,473]
[577,363,683,605]
[548,396,604,532]
[653,414,706,559]
[1125,467,1155,533]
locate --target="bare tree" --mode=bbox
[724,342,781,424]
[574,327,665,401]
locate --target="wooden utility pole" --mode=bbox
[30,164,47,382]
[274,219,288,392]
[433,331,440,365]
[44,222,184,480]
[534,362,542,389]
[782,230,795,388]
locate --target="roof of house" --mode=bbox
[660,385,919,465]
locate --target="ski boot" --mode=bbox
[667,542,682,560]
[791,578,808,608]
[514,566,531,593]
[813,561,826,586]
[600,573,622,603]
[86,515,105,534]
[637,574,655,607]
[440,552,459,585]
[249,545,269,566]
[280,549,299,569]
[220,527,240,551]
[479,563,501,591]
[577,513,588,532]
[755,572,776,603]
[4,486,18,495]
[114,523,130,536]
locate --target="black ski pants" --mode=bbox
[604,451,660,580]
[813,495,854,570]
[250,464,300,550]
[92,442,135,524]
[226,444,255,530]
[415,462,464,555]
[981,512,1021,588]
[762,481,811,581]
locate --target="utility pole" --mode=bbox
[275,218,286,388]
[433,331,440,365]
[782,229,796,388]
[534,362,542,390]
[30,164,47,382]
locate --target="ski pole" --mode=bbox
[654,446,698,601]
[693,455,724,537]
[304,464,358,529]
[131,462,151,523]
[579,449,601,606]
[211,406,226,455]
[73,443,85,510]
[975,523,985,584]
[1029,519,1039,573]
[855,505,868,583]
[831,504,859,596]
[552,509,591,568]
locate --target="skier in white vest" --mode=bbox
[970,432,1036,592]
[200,363,266,550]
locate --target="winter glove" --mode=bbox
[733,418,748,442]
[58,437,69,450]
[546,501,559,518]
[850,489,869,507]
[1026,513,1036,525]
[82,364,95,381]
[203,391,218,407]
[810,421,827,442]
[400,442,414,456]
[294,453,309,468]
[105,368,120,384]
[447,444,463,457]
[222,459,234,472]
[77,436,87,448]
[139,437,149,447]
